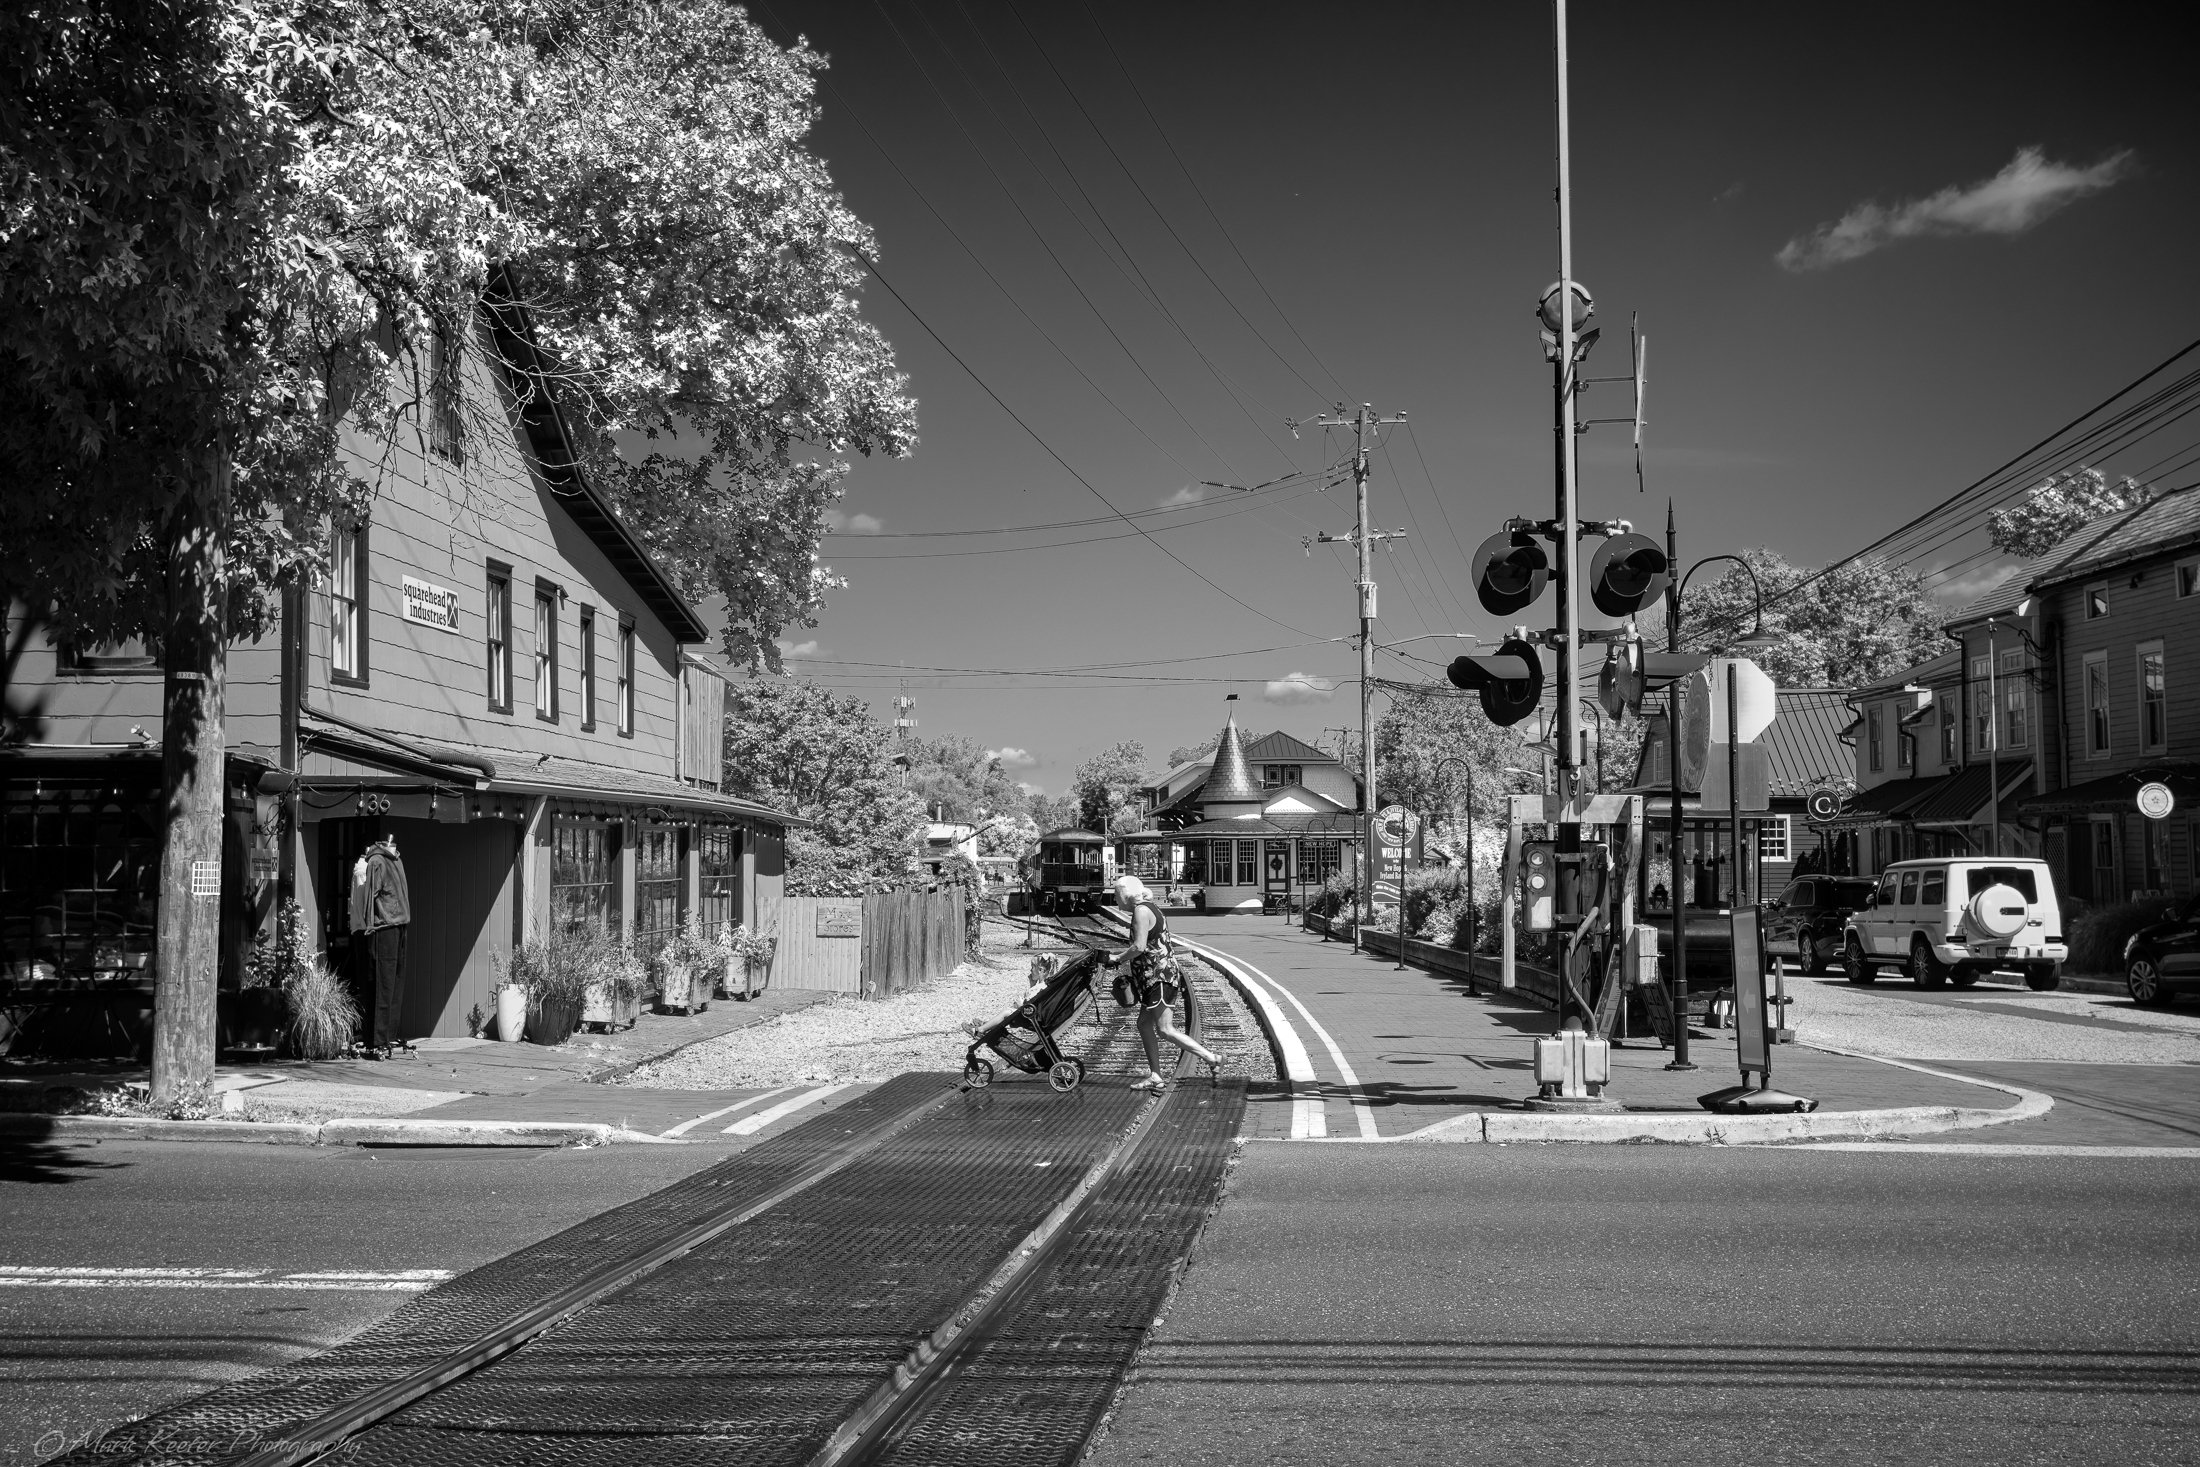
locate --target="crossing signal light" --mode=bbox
[1587,532,1670,617]
[1447,636,1545,727]
[1470,530,1550,616]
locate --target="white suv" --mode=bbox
[1842,858,2068,992]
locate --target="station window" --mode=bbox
[1182,842,1209,885]
[1235,840,1257,887]
[1757,816,1791,862]
[550,818,617,934]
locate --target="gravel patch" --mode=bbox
[1788,973,2200,1064]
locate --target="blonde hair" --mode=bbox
[1112,874,1150,902]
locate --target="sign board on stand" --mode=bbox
[1372,804,1421,912]
[1708,658,1777,744]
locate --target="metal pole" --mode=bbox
[1356,405,1375,953]
[1550,0,1587,1028]
[1666,502,1693,1068]
[1987,619,2001,857]
[1728,661,1743,911]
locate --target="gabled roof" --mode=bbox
[2029,484,2200,590]
[1853,649,1961,697]
[483,276,711,645]
[1242,730,1333,764]
[1757,689,1856,797]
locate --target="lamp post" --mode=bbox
[1665,552,1778,1070]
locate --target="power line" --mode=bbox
[828,480,1339,559]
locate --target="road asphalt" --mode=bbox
[1086,1142,2200,1467]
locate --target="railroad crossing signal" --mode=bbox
[1586,532,1670,617]
[1469,529,1550,616]
[1446,636,1545,727]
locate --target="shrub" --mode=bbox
[1402,867,1465,939]
[1309,872,1354,920]
[511,926,647,1009]
[242,901,315,990]
[2067,898,2167,974]
[284,959,359,1059]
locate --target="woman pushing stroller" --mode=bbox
[1105,875,1221,1090]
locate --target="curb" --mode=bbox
[0,1113,676,1148]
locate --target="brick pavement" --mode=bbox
[1171,916,2031,1140]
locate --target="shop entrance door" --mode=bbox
[1263,840,1291,906]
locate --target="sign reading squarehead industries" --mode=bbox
[401,576,461,633]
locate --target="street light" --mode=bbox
[1662,552,1779,1072]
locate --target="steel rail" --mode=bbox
[231,1080,967,1467]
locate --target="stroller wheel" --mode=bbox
[964,1058,994,1089]
[1048,1058,1083,1093]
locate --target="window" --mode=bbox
[2178,560,2198,600]
[698,827,741,937]
[1876,871,1898,906]
[2139,642,2167,753]
[2091,822,2117,895]
[1757,815,1791,861]
[59,635,157,675]
[533,584,559,721]
[1966,865,2040,903]
[578,606,596,731]
[1921,872,1945,907]
[550,818,617,934]
[1236,840,1257,887]
[1939,698,1956,765]
[1261,764,1302,790]
[2000,650,2028,750]
[1181,842,1209,885]
[1898,871,1919,907]
[1970,657,1994,754]
[486,564,512,712]
[2144,817,2168,893]
[617,621,636,736]
[1868,706,1884,772]
[428,330,464,464]
[330,520,367,683]
[1897,717,1913,768]
[633,826,685,956]
[2084,652,2110,757]
[2085,585,2110,619]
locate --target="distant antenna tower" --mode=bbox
[893,679,918,742]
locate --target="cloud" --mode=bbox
[1016,781,1047,798]
[987,746,1038,769]
[823,509,884,533]
[1776,146,2134,272]
[1262,671,1337,705]
[776,639,822,659]
[1713,181,1746,204]
[1157,485,1204,509]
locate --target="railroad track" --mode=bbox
[55,1064,1241,1467]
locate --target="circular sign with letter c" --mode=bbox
[1806,789,1841,823]
[2137,781,2176,820]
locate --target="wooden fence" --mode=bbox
[772,887,967,997]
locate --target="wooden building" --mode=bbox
[1,290,797,1048]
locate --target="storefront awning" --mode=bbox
[1909,760,2032,826]
[2018,761,2200,816]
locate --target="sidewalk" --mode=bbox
[1168,916,2041,1143]
[1,989,828,1141]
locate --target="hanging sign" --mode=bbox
[2137,782,2176,820]
[401,576,462,633]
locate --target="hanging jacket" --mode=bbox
[349,841,412,934]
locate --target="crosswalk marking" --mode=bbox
[724,1083,851,1135]
[0,1265,456,1291]
[658,1085,802,1138]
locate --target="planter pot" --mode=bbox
[656,962,705,1015]
[581,983,641,1032]
[494,985,528,1043]
[526,993,582,1046]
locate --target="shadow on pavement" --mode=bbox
[0,1136,123,1185]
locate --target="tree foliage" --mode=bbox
[719,677,921,897]
[1374,690,1536,867]
[1072,741,1148,836]
[899,734,1029,827]
[1986,466,2153,559]
[1162,735,1219,770]
[1667,547,1945,689]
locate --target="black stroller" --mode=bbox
[963,949,1105,1092]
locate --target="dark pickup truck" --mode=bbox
[1642,876,1875,985]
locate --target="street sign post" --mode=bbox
[1698,906,1819,1114]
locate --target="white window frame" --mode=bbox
[617,621,636,737]
[330,523,363,681]
[1757,815,1791,862]
[1867,705,1883,772]
[2176,559,2198,600]
[533,586,558,722]
[1939,697,1956,765]
[2084,650,2110,758]
[2139,640,2167,754]
[2000,648,2028,751]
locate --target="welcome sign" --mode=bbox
[401,576,461,632]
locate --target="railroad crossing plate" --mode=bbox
[2137,781,2176,819]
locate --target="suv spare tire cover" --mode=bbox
[1968,883,2029,940]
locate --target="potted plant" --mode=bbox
[724,922,776,1001]
[227,901,307,1055]
[654,914,718,1015]
[581,936,646,1032]
[283,955,360,1060]
[507,935,588,1045]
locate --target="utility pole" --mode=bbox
[1550,0,1586,935]
[1665,499,1694,1069]
[1302,404,1407,946]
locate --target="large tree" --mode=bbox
[2,0,912,1098]
[1666,547,1945,689]
[1987,466,2152,559]
[899,734,1029,828]
[1072,741,1149,836]
[720,678,922,897]
[1375,690,1538,862]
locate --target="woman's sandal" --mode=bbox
[1131,1073,1169,1092]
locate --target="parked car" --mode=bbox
[2124,893,2200,1007]
[1764,876,1880,974]
[1842,858,2067,991]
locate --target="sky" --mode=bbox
[741,0,2200,797]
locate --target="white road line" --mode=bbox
[0,1265,455,1292]
[1177,937,1354,1140]
[1760,1143,2200,1158]
[723,1083,851,1136]
[1183,937,1381,1140]
[658,1085,801,1138]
